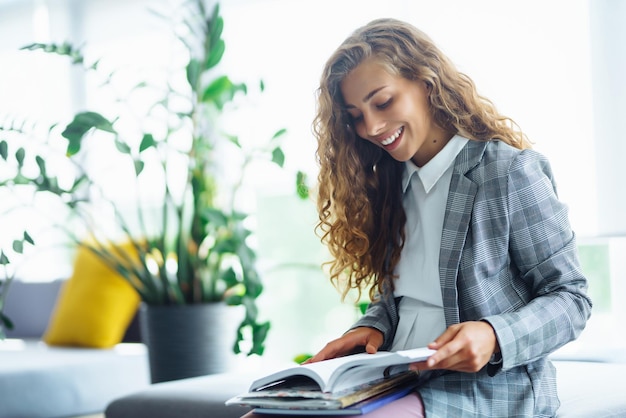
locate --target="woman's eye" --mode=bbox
[377,99,392,110]
[350,114,363,122]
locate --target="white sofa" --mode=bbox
[0,279,150,418]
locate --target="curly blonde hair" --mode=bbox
[313,18,531,301]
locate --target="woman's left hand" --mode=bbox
[410,321,499,373]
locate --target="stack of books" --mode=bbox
[226,347,434,415]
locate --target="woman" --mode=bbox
[246,17,592,418]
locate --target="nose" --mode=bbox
[364,112,385,137]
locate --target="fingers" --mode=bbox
[427,325,459,351]
[306,339,349,363]
[307,327,383,363]
[425,325,464,368]
[408,360,428,373]
[365,343,378,354]
[423,321,498,373]
[361,328,383,353]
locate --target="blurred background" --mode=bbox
[1,0,624,365]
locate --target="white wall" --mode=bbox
[589,0,626,237]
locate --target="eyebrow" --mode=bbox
[344,86,387,109]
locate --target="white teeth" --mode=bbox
[381,127,403,146]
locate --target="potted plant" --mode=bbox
[0,0,284,382]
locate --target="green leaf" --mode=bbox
[114,139,131,154]
[271,128,287,140]
[230,211,248,222]
[0,250,9,265]
[296,171,309,200]
[56,42,71,55]
[293,353,313,364]
[226,134,241,148]
[0,140,7,160]
[202,207,228,227]
[20,41,84,64]
[205,39,225,70]
[221,267,239,288]
[69,174,89,193]
[61,112,116,156]
[210,3,220,21]
[233,323,244,355]
[0,311,14,331]
[35,155,46,176]
[358,301,370,315]
[12,240,23,254]
[208,4,223,47]
[139,133,156,153]
[245,275,263,298]
[242,296,259,321]
[209,17,224,52]
[15,148,25,167]
[254,321,270,343]
[201,76,247,110]
[134,160,145,176]
[213,237,239,254]
[23,231,34,245]
[201,75,230,103]
[271,147,285,168]
[186,58,201,88]
[250,321,270,356]
[224,294,243,306]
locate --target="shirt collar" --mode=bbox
[402,134,469,194]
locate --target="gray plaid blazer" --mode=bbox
[352,139,592,417]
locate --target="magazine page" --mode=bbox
[248,347,434,393]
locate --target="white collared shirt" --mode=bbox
[391,134,469,350]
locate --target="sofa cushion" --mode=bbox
[105,372,253,418]
[0,339,150,418]
[3,279,64,339]
[555,360,626,417]
[43,243,140,348]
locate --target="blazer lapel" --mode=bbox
[439,140,486,326]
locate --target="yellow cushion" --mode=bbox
[43,242,141,348]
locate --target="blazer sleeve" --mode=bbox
[482,149,592,371]
[348,283,400,351]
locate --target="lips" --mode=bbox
[380,126,403,146]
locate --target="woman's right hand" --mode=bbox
[305,327,384,363]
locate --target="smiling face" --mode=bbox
[340,58,453,167]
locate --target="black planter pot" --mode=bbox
[139,302,241,383]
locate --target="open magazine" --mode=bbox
[225,347,435,415]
